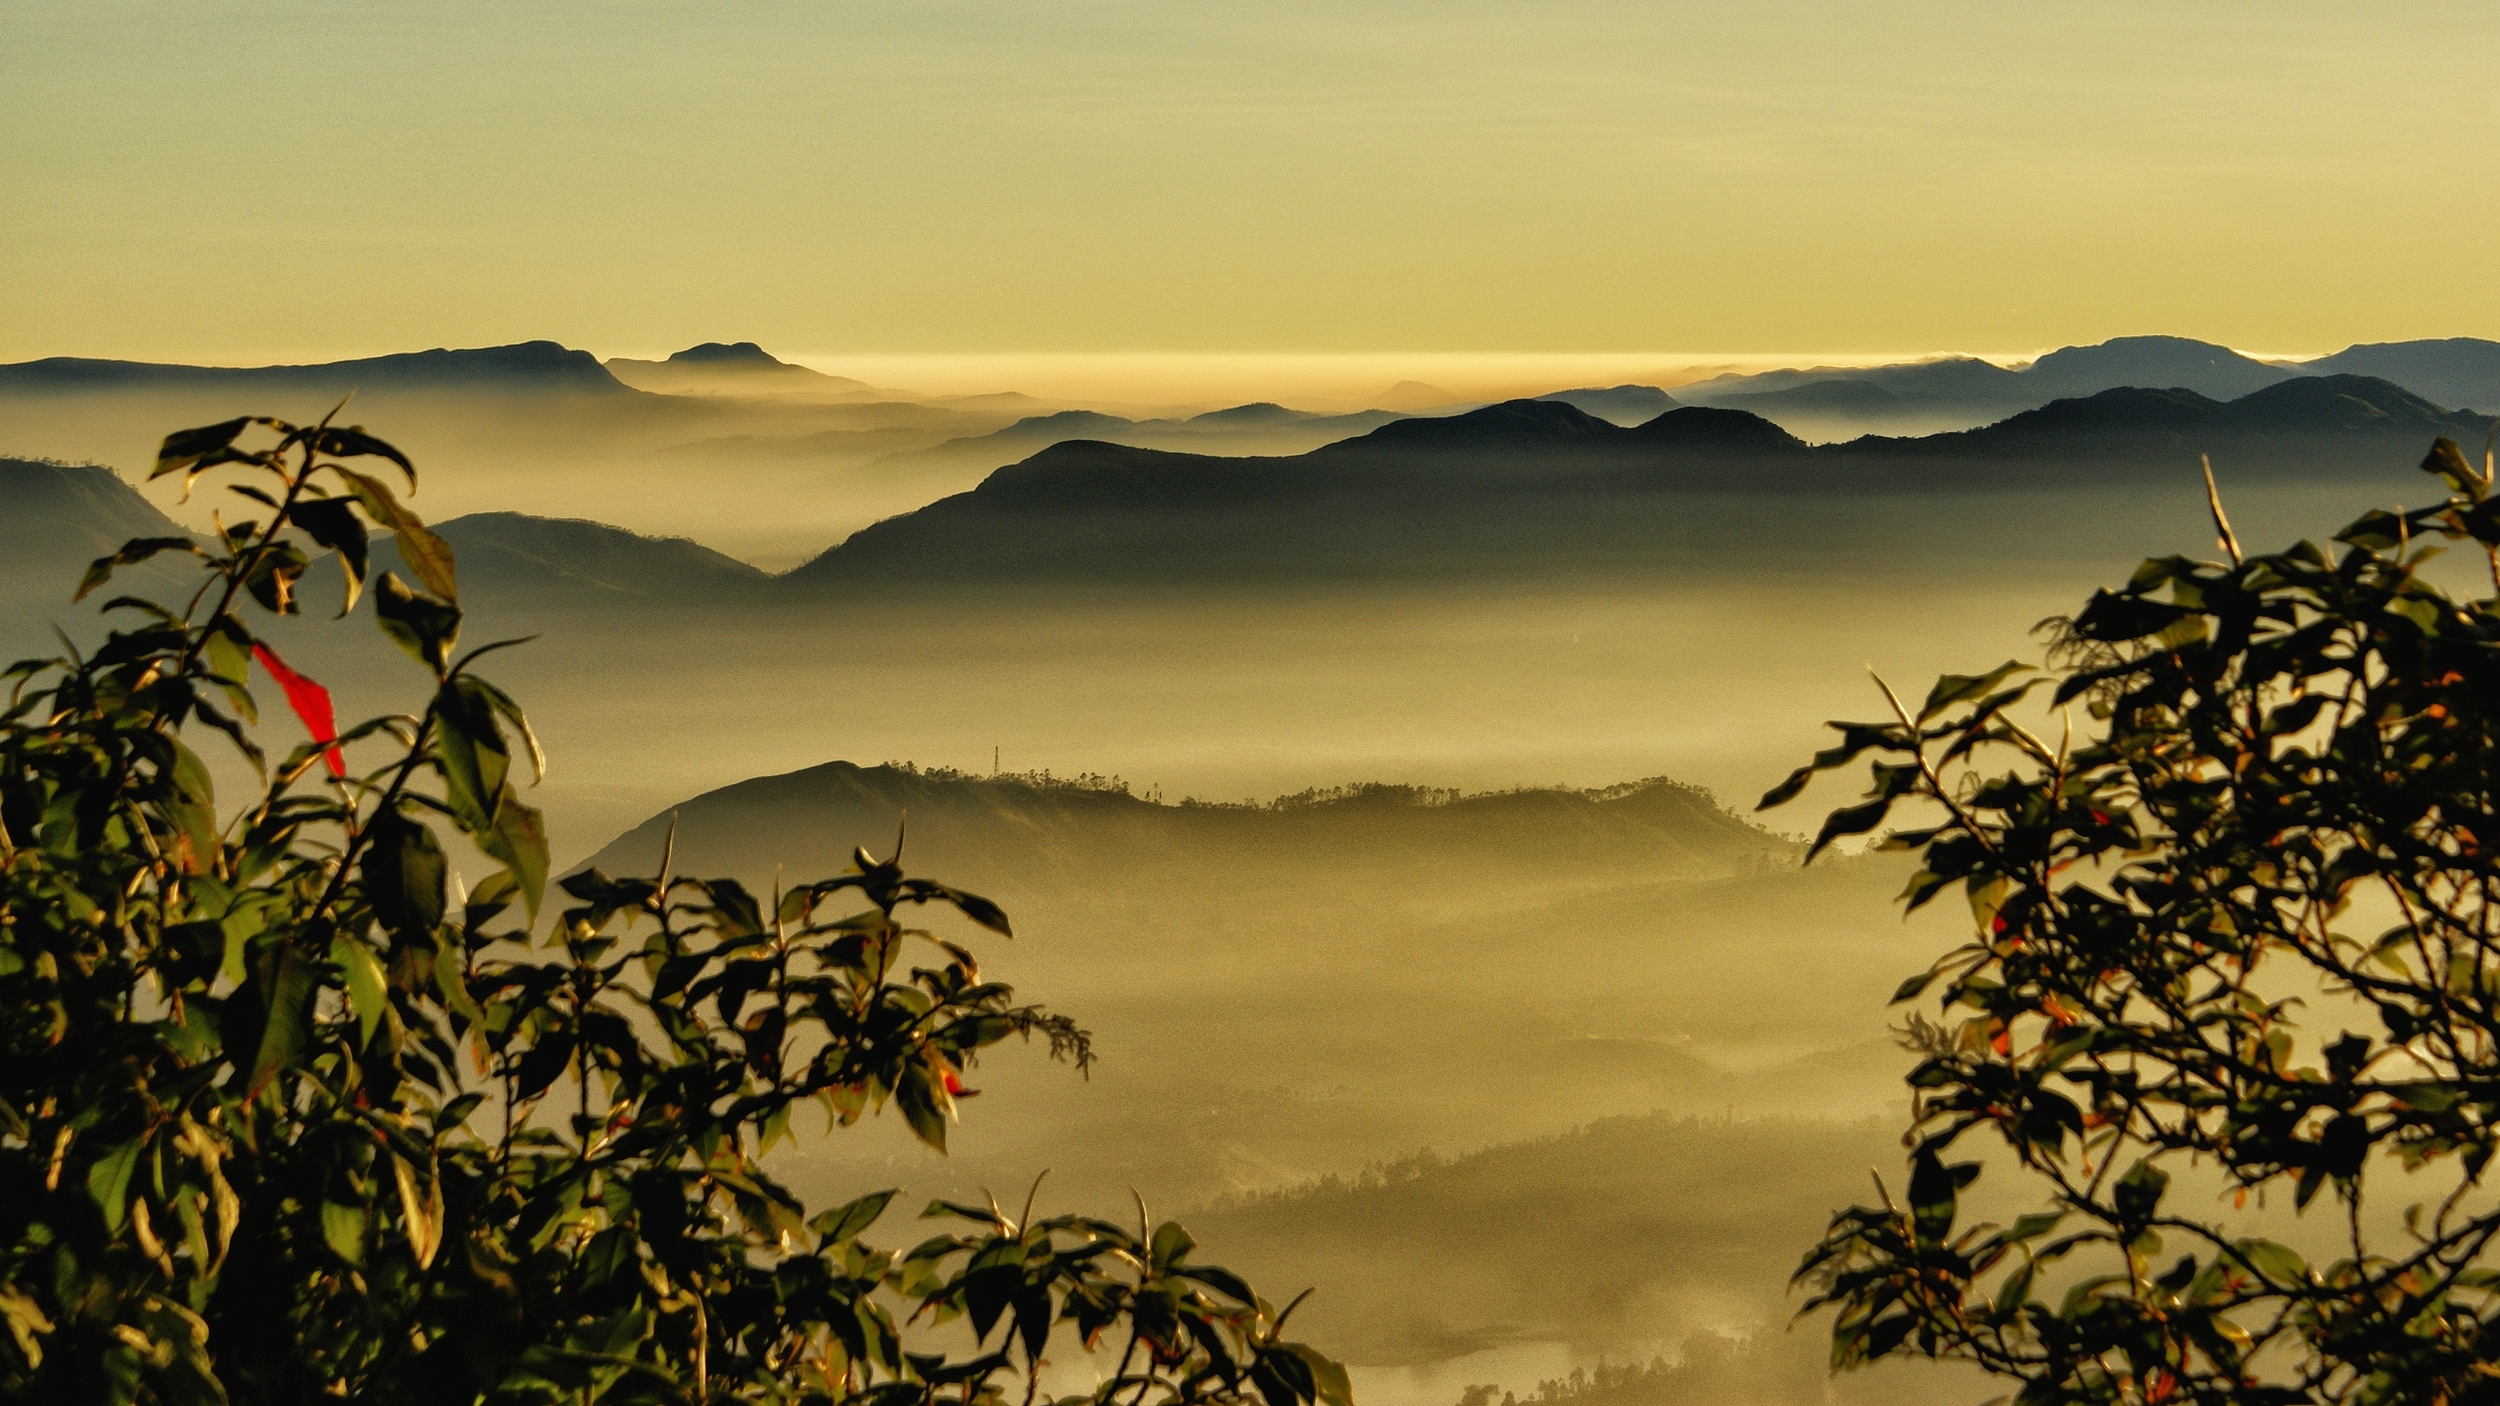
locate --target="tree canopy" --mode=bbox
[1774,442,2500,1403]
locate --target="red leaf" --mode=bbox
[252,643,345,777]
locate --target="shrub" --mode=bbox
[1771,442,2500,1402]
[0,413,1349,1406]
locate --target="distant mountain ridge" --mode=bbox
[9,343,2498,600]
[579,761,1790,903]
[1676,334,2500,429]
[603,342,886,400]
[780,373,2488,584]
[370,512,771,601]
[1534,384,1680,425]
[2306,339,2500,413]
[0,341,628,397]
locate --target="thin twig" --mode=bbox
[2203,455,2243,567]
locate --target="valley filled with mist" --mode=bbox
[5,333,2497,1406]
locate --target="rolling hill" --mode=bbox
[579,760,1791,903]
[2306,337,2500,413]
[0,457,192,599]
[369,512,773,602]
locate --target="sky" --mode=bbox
[5,0,2497,367]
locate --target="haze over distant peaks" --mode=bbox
[2019,335,2297,400]
[1534,384,1680,426]
[1675,335,2319,436]
[603,342,881,399]
[382,512,771,600]
[1373,380,1465,411]
[2307,339,2500,413]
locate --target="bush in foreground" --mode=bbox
[1774,442,2500,1402]
[0,413,1349,1406]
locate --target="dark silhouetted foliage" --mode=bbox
[0,413,1349,1406]
[1771,438,2500,1402]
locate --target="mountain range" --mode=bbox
[580,761,1787,903]
[1676,335,2500,437]
[0,341,627,398]
[7,368,2491,606]
[784,374,2490,584]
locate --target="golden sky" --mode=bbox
[5,1,2496,366]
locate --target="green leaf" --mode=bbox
[1283,1344,1353,1406]
[361,807,448,939]
[329,934,390,1051]
[1918,660,2029,723]
[1174,1264,1255,1305]
[432,678,510,833]
[2236,1239,2307,1286]
[291,497,371,617]
[86,1138,145,1234]
[930,883,1011,937]
[75,537,201,603]
[475,789,547,923]
[2114,1158,2170,1222]
[433,939,485,1031]
[468,677,546,786]
[1808,797,1895,862]
[2422,437,2484,498]
[895,1062,949,1151]
[1907,1148,1974,1248]
[244,940,319,1099]
[1151,1221,1196,1269]
[811,1190,896,1245]
[373,571,461,674]
[321,1200,369,1266]
[1756,764,1817,811]
[337,469,457,601]
[310,426,417,490]
[154,417,269,485]
[1890,968,1940,1003]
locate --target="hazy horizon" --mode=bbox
[9,3,2495,1401]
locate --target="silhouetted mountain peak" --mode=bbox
[1005,410,1134,435]
[1627,405,1812,454]
[2225,374,2458,429]
[1535,385,1679,425]
[1187,402,1307,426]
[1331,398,1618,453]
[2020,336,2297,399]
[665,341,784,366]
[2307,339,2500,413]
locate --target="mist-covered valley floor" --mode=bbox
[6,351,2493,1406]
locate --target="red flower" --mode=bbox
[252,643,345,777]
